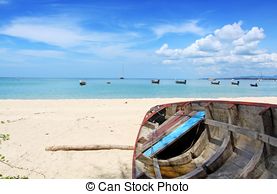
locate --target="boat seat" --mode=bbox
[143,111,205,158]
[136,111,197,157]
[142,111,196,149]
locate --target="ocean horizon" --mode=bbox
[0,77,277,99]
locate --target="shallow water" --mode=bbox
[0,78,276,99]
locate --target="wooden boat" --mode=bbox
[250,83,258,87]
[231,80,239,85]
[176,80,187,84]
[211,80,220,85]
[79,80,86,86]
[132,100,277,179]
[152,79,160,84]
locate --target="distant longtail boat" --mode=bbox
[79,80,86,86]
[250,83,258,87]
[211,80,220,85]
[175,80,187,84]
[151,79,160,84]
[231,80,240,85]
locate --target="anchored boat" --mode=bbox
[152,79,160,84]
[79,80,86,86]
[211,80,220,85]
[250,83,258,87]
[132,100,277,179]
[231,80,240,85]
[176,80,187,84]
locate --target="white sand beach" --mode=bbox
[0,97,277,178]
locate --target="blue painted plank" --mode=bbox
[143,111,205,157]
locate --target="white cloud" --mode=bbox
[156,21,277,75]
[16,49,65,58]
[162,59,175,64]
[156,44,182,57]
[156,34,223,58]
[233,27,264,45]
[0,16,138,48]
[0,17,87,47]
[232,27,265,55]
[194,34,222,52]
[1,23,84,48]
[214,21,244,40]
[152,20,204,37]
[0,16,162,68]
[233,42,265,55]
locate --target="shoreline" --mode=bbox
[1,97,277,178]
[1,97,277,106]
[0,96,277,100]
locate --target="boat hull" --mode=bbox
[176,80,187,84]
[151,80,160,84]
[211,81,220,85]
[132,100,277,179]
[231,81,240,85]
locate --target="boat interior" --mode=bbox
[133,101,277,179]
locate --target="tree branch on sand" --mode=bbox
[45,144,134,151]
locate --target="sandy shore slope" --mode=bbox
[0,97,277,178]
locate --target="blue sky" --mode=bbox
[0,0,277,78]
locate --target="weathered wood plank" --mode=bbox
[141,112,196,153]
[259,106,271,116]
[153,158,162,179]
[137,151,192,166]
[205,119,258,139]
[238,142,264,178]
[190,129,209,158]
[45,144,133,151]
[259,107,274,155]
[227,103,236,110]
[204,131,233,173]
[144,161,196,178]
[227,104,238,149]
[205,119,277,147]
[178,166,207,179]
[204,103,214,120]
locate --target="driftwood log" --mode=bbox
[45,144,134,151]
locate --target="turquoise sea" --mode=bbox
[0,78,277,99]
